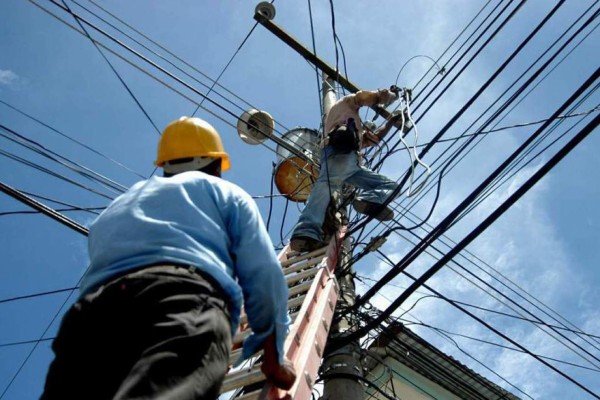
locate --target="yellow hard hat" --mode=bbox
[155,117,231,171]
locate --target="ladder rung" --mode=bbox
[221,364,265,393]
[286,266,319,286]
[288,279,314,297]
[233,389,262,400]
[283,256,324,276]
[280,246,327,268]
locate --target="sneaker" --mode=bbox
[353,199,394,221]
[290,236,326,252]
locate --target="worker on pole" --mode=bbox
[41,117,296,399]
[290,88,402,252]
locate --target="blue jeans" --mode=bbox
[292,146,397,241]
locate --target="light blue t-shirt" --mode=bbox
[81,171,290,363]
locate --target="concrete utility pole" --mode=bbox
[319,76,364,400]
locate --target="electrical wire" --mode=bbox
[81,0,293,133]
[335,110,600,398]
[60,0,161,135]
[351,1,598,247]
[307,0,324,117]
[30,0,316,175]
[0,287,79,305]
[0,149,115,201]
[0,124,128,195]
[0,99,146,179]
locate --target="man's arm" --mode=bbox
[361,108,408,147]
[353,88,398,108]
[228,192,291,365]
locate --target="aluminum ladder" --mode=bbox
[219,226,345,399]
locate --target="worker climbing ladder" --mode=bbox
[219,225,346,399]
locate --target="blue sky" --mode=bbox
[1,1,599,399]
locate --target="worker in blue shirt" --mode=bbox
[41,117,296,399]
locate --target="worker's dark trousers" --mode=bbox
[41,265,232,400]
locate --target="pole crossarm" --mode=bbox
[254,10,396,124]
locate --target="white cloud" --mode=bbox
[0,69,18,86]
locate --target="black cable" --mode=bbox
[21,190,106,212]
[35,0,310,166]
[354,1,597,243]
[190,17,262,117]
[393,7,600,225]
[279,198,289,246]
[374,263,596,397]
[0,180,89,236]
[0,338,54,349]
[266,163,276,232]
[373,0,562,177]
[457,99,599,225]
[335,111,600,398]
[0,288,78,399]
[328,0,340,80]
[351,0,530,235]
[357,87,600,317]
[412,0,504,95]
[307,0,323,118]
[0,99,145,179]
[398,206,600,350]
[0,287,79,305]
[60,0,161,135]
[80,0,293,132]
[0,207,102,217]
[335,34,349,94]
[364,312,520,400]
[396,223,600,367]
[395,55,445,87]
[413,106,600,149]
[0,148,115,201]
[448,299,600,341]
[0,124,127,194]
[412,321,600,372]
[412,0,518,110]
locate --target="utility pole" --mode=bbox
[319,76,364,400]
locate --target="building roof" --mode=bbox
[365,321,521,400]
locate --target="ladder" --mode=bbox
[220,226,346,399]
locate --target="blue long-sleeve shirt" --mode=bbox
[81,171,290,363]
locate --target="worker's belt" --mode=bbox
[129,264,228,302]
[327,118,360,153]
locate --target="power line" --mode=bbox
[0,123,128,194]
[80,0,294,132]
[336,108,600,397]
[33,0,313,167]
[0,149,115,201]
[0,287,79,305]
[0,99,146,179]
[59,0,161,135]
[0,180,89,236]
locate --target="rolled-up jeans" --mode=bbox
[292,146,397,241]
[41,265,232,400]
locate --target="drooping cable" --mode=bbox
[60,0,161,135]
[334,111,600,399]
[0,99,146,179]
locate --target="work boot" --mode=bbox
[352,199,394,221]
[290,236,326,253]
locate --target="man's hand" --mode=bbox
[261,334,297,390]
[362,130,381,148]
[379,88,399,106]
